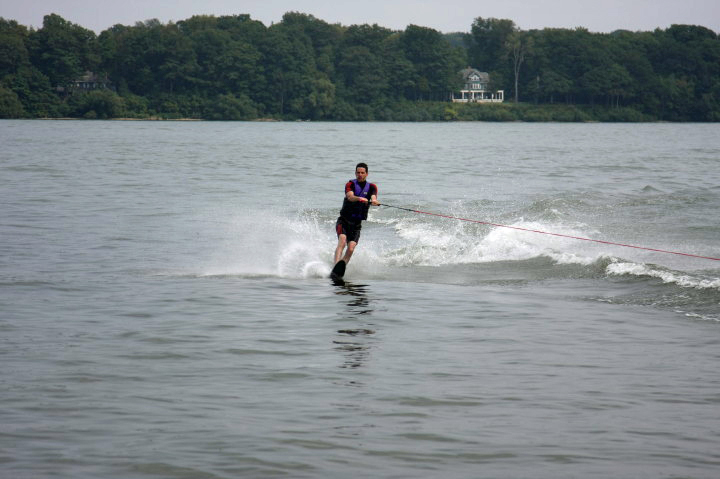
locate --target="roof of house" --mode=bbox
[460,67,490,82]
[75,71,110,83]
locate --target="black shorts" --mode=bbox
[336,217,362,244]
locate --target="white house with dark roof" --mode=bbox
[452,67,504,103]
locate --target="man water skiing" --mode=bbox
[331,162,379,279]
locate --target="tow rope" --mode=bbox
[377,203,720,262]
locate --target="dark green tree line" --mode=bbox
[0,12,718,121]
[465,18,720,120]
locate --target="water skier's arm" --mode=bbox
[346,190,369,203]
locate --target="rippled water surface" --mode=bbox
[2,120,720,478]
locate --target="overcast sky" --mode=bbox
[2,0,719,34]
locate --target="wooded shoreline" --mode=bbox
[1,13,718,122]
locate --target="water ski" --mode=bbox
[330,260,346,279]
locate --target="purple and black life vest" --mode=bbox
[340,179,372,222]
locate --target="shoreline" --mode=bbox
[33,117,288,122]
[21,118,684,123]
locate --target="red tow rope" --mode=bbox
[377,203,720,262]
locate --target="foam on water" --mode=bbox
[471,220,609,265]
[381,215,609,267]
[606,261,720,290]
[198,209,335,279]
[193,205,720,298]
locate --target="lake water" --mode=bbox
[1,120,719,478]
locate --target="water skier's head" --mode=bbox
[355,163,368,182]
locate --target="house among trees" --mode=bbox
[72,71,114,91]
[452,67,504,103]
[56,72,114,93]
